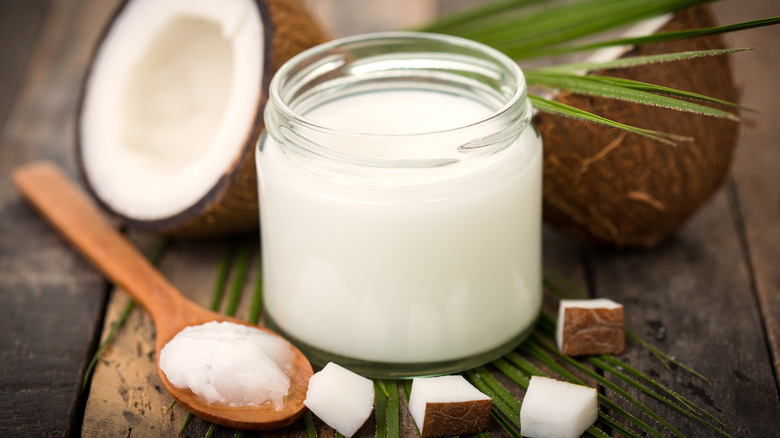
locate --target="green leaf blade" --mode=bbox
[586,75,747,110]
[210,241,233,312]
[528,94,692,144]
[248,253,264,325]
[465,367,523,430]
[374,380,389,438]
[420,0,545,33]
[536,48,755,74]
[225,240,252,317]
[526,71,740,121]
[519,16,780,59]
[424,0,705,58]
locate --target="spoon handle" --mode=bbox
[12,161,185,324]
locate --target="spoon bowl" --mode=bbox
[12,161,313,431]
[154,300,313,430]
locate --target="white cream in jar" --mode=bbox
[257,32,542,377]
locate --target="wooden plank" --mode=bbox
[79,1,447,436]
[80,236,264,437]
[592,189,780,436]
[82,234,424,438]
[711,0,780,387]
[0,0,49,126]
[47,0,780,437]
[81,230,588,438]
[0,0,118,436]
[586,3,780,427]
[587,4,780,432]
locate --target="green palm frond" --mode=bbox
[419,0,780,143]
[526,70,740,120]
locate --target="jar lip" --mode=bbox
[267,31,527,140]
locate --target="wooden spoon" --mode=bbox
[12,161,313,431]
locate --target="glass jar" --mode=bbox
[256,31,542,377]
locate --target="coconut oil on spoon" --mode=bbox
[12,161,313,431]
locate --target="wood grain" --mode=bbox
[0,0,48,125]
[2,0,779,437]
[13,162,313,432]
[712,0,780,389]
[0,0,116,436]
[592,190,780,436]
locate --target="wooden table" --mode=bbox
[1,0,778,436]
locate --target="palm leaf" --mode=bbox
[536,47,753,75]
[465,367,523,430]
[522,339,679,438]
[374,380,400,438]
[529,334,732,437]
[81,3,779,437]
[494,357,634,438]
[209,241,233,312]
[582,75,749,110]
[529,94,693,145]
[598,355,727,428]
[526,70,739,120]
[421,0,545,32]
[521,16,780,59]
[421,0,704,55]
[420,0,778,143]
[248,253,264,324]
[587,355,733,436]
[224,240,252,317]
[374,381,389,438]
[304,411,318,438]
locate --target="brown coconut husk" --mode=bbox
[536,5,739,248]
[76,0,328,238]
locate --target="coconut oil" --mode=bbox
[257,32,542,377]
[159,321,294,408]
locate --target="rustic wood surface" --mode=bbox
[1,0,778,437]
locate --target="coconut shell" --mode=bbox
[76,0,328,238]
[558,304,625,356]
[537,5,739,247]
[419,399,493,437]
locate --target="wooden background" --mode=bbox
[1,0,779,437]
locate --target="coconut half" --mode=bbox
[537,5,739,247]
[77,0,326,237]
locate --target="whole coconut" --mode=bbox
[536,6,739,248]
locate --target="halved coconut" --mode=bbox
[77,0,326,237]
[537,5,739,247]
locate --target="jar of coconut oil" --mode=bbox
[256,32,542,377]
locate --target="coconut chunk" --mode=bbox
[556,298,625,356]
[520,376,598,438]
[408,375,492,437]
[303,362,374,437]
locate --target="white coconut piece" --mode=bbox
[556,298,625,356]
[408,375,492,437]
[520,376,598,438]
[303,362,374,437]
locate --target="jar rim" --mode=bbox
[267,31,527,139]
[263,31,532,173]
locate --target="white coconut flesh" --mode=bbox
[520,375,598,438]
[303,362,375,437]
[79,0,263,221]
